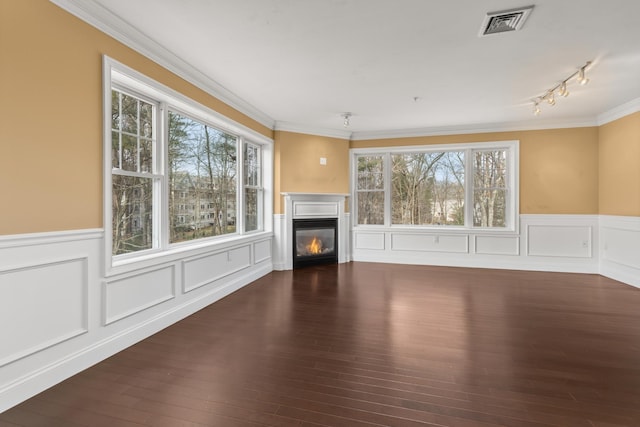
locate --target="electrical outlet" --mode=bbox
[320,157,327,165]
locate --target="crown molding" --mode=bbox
[274,121,352,140]
[45,0,640,138]
[50,0,275,130]
[597,97,640,126]
[350,117,599,141]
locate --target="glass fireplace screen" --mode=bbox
[293,218,337,268]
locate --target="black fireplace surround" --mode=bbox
[292,218,338,269]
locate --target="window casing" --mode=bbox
[105,57,271,266]
[351,141,519,232]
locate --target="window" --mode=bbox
[105,57,271,262]
[356,155,385,225]
[111,89,159,255]
[352,141,518,231]
[473,150,507,227]
[243,142,262,232]
[391,151,464,226]
[168,111,237,243]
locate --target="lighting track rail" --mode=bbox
[532,61,592,115]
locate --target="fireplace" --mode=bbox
[277,192,348,270]
[293,218,338,269]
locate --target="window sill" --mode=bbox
[352,224,519,235]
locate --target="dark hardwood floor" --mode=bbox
[2,262,640,426]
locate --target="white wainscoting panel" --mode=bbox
[103,265,175,325]
[343,213,352,262]
[600,215,640,288]
[254,239,272,264]
[0,257,88,367]
[272,214,285,270]
[391,233,468,253]
[475,235,520,256]
[183,245,251,292]
[352,215,599,273]
[355,232,385,250]
[603,227,640,268]
[527,225,591,258]
[0,229,272,413]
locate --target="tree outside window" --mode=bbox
[168,111,237,243]
[353,142,516,230]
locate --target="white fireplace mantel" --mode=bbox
[278,193,349,270]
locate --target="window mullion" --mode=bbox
[465,148,473,228]
[384,153,392,227]
[237,138,245,235]
[158,102,169,251]
[118,93,123,169]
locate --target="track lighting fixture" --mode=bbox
[531,61,591,115]
[342,112,352,127]
[533,102,541,116]
[577,66,589,85]
[558,81,569,97]
[546,91,556,106]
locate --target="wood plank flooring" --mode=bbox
[2,262,640,426]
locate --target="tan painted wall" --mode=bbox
[0,0,271,235]
[599,112,640,216]
[351,127,600,215]
[274,131,350,214]
[2,1,631,233]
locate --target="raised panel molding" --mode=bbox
[475,235,520,256]
[293,202,338,218]
[600,215,640,288]
[183,245,251,292]
[0,257,89,367]
[355,232,385,250]
[253,239,272,264]
[351,215,599,273]
[391,233,469,253]
[527,225,592,258]
[103,265,175,325]
[602,227,640,268]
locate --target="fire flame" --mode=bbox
[306,237,322,255]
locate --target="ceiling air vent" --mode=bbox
[479,5,534,36]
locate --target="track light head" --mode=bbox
[533,102,541,116]
[546,91,556,106]
[558,81,569,97]
[577,67,589,85]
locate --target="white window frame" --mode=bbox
[350,140,519,233]
[103,56,273,272]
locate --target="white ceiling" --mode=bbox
[57,0,640,137]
